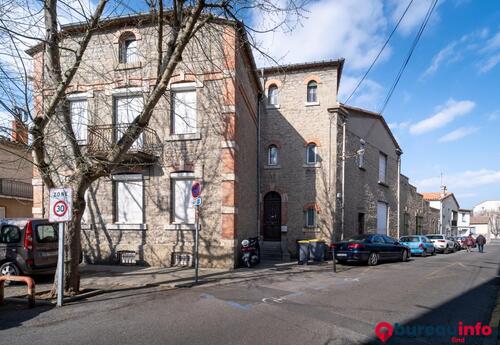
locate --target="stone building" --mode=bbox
[399,175,439,236]
[29,13,444,268]
[0,121,33,218]
[29,15,259,269]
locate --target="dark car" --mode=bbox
[0,219,59,277]
[448,236,462,252]
[332,234,410,266]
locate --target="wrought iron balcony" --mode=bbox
[0,179,33,199]
[87,124,162,163]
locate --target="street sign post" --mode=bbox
[191,182,202,284]
[49,188,73,307]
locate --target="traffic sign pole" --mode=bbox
[57,222,65,307]
[194,205,199,284]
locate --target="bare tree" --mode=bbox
[0,0,305,295]
[490,214,500,239]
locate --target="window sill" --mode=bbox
[303,163,321,168]
[165,224,196,231]
[266,104,280,110]
[264,165,281,169]
[81,223,94,230]
[303,227,319,232]
[378,181,389,188]
[166,133,201,142]
[115,62,142,70]
[305,101,320,107]
[107,223,147,230]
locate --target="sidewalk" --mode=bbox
[4,260,341,301]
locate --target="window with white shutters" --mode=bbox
[172,174,195,224]
[115,175,143,224]
[379,152,387,183]
[377,202,388,235]
[172,88,197,134]
[70,100,88,144]
[115,96,144,148]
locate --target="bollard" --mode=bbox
[0,275,36,308]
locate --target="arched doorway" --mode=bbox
[263,191,281,241]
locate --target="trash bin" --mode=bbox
[309,239,326,262]
[297,240,310,265]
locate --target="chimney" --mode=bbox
[12,120,29,145]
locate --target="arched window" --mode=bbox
[119,32,138,64]
[268,84,278,105]
[268,145,278,166]
[307,81,317,103]
[306,143,317,164]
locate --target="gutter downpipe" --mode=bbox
[257,69,263,239]
[396,151,402,239]
[341,119,346,241]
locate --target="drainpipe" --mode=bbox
[257,69,263,239]
[341,119,346,240]
[396,151,402,239]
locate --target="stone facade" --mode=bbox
[30,17,258,269]
[29,13,447,268]
[400,175,440,236]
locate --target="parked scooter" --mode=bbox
[240,237,260,268]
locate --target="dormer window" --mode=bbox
[119,32,138,64]
[268,84,278,106]
[307,81,317,103]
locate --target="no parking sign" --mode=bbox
[49,188,73,222]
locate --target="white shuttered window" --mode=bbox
[115,175,143,223]
[70,100,88,144]
[378,152,387,183]
[376,202,388,235]
[172,176,195,224]
[115,96,144,148]
[172,88,197,134]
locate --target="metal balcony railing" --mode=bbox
[0,179,33,199]
[87,124,162,158]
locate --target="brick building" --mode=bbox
[29,13,441,268]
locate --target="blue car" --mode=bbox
[399,235,436,256]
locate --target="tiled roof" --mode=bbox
[421,192,451,201]
[470,216,490,224]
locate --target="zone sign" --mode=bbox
[49,188,73,222]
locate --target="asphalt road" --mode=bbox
[1,245,499,345]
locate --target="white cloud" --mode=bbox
[338,75,384,109]
[416,170,500,190]
[479,53,500,73]
[438,127,479,142]
[388,0,442,36]
[488,111,500,121]
[388,121,411,130]
[421,29,489,78]
[252,0,389,70]
[409,99,475,135]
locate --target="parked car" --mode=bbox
[448,236,462,251]
[0,219,58,277]
[426,234,456,253]
[399,235,436,256]
[332,234,410,266]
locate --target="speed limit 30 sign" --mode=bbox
[49,188,73,222]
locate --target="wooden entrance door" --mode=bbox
[263,192,281,241]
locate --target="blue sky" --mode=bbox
[251,0,500,209]
[2,0,498,209]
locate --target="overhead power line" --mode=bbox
[345,0,415,105]
[378,0,439,115]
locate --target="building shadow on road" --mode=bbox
[362,263,500,345]
[0,303,54,331]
